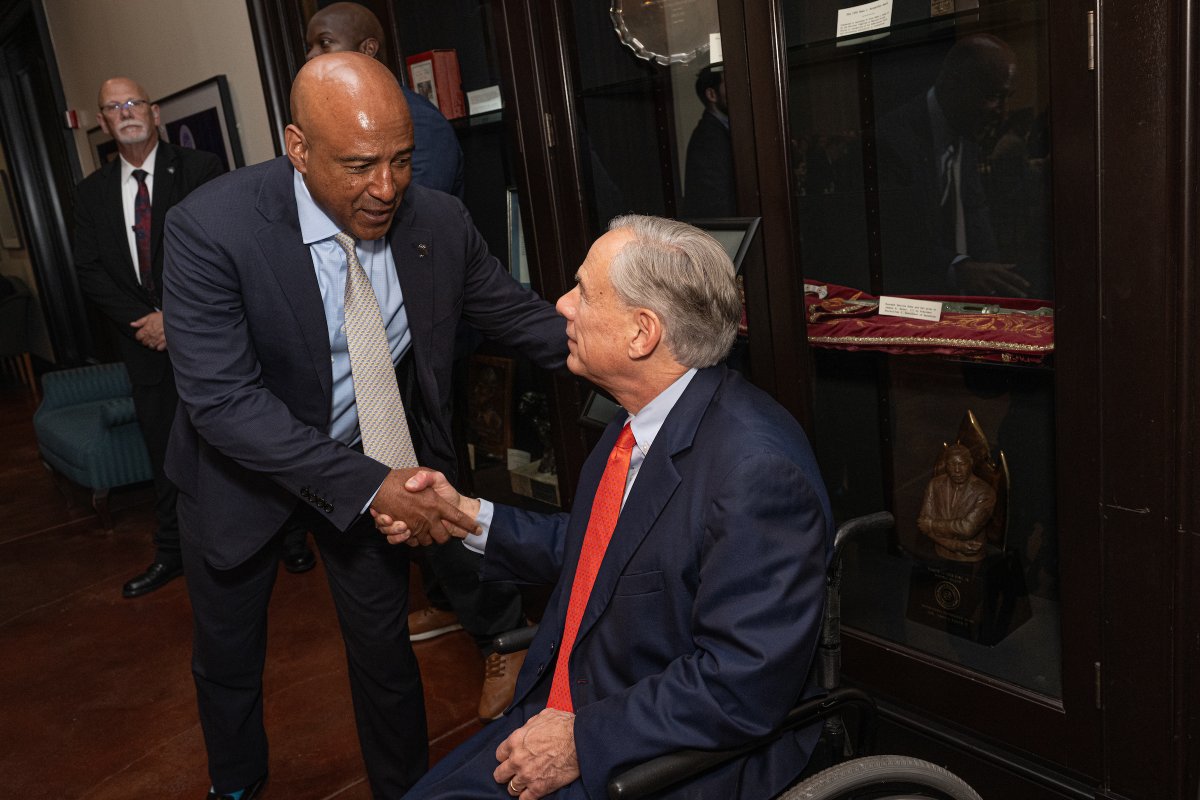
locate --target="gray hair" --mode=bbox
[606,214,741,368]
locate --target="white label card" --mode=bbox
[835,0,894,38]
[709,33,723,64]
[878,295,943,322]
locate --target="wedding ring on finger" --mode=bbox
[508,778,523,795]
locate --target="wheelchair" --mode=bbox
[492,512,983,800]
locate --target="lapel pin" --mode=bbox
[168,166,176,175]
[416,243,429,257]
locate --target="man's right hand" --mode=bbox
[370,468,480,547]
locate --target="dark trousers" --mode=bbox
[130,373,180,560]
[181,496,429,797]
[422,540,523,652]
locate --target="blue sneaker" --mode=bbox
[206,775,266,800]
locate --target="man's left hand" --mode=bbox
[131,311,167,351]
[493,708,579,799]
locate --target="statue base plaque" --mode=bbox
[905,550,1031,645]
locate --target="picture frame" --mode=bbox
[155,76,244,171]
[683,216,762,275]
[0,170,22,250]
[506,188,530,287]
[467,354,514,464]
[86,75,244,173]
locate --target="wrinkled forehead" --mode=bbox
[99,79,147,104]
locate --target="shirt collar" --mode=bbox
[293,168,343,245]
[625,368,698,459]
[119,141,159,183]
[708,107,730,130]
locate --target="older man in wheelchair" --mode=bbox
[375,215,833,799]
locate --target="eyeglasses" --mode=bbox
[100,99,150,115]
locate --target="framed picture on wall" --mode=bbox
[86,75,244,173]
[467,354,514,464]
[156,76,244,171]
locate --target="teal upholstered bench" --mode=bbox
[32,363,154,530]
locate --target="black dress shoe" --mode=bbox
[282,545,316,574]
[206,774,267,800]
[122,561,183,598]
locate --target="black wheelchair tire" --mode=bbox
[779,755,983,800]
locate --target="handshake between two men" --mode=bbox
[370,468,477,547]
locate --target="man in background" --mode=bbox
[302,0,531,723]
[73,76,223,598]
[682,63,735,218]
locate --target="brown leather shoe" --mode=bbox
[478,650,525,722]
[408,607,463,642]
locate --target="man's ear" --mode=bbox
[150,103,161,128]
[628,308,663,359]
[284,124,308,174]
[97,112,112,137]
[360,37,381,58]
[704,86,719,106]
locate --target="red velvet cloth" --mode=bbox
[803,281,1054,363]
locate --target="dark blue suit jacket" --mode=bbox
[161,156,565,569]
[405,87,464,199]
[876,94,1000,295]
[483,366,832,799]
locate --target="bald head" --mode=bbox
[305,2,386,62]
[286,52,414,240]
[96,76,160,163]
[935,34,1017,139]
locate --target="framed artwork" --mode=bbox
[0,170,22,249]
[506,188,530,286]
[156,76,244,171]
[86,75,244,172]
[467,354,514,464]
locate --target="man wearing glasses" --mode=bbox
[73,77,224,598]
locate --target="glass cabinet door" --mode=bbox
[780,2,1062,696]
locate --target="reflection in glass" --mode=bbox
[788,3,1061,697]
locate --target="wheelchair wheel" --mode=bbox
[780,755,983,800]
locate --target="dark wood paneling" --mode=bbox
[871,706,1100,800]
[1096,1,1182,796]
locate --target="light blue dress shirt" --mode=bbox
[293,169,412,447]
[464,368,698,553]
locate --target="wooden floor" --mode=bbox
[0,380,487,799]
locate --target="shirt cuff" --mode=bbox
[463,499,493,554]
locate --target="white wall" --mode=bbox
[43,0,277,176]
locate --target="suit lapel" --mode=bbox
[570,366,726,644]
[387,196,434,404]
[256,158,335,407]
[101,159,138,284]
[150,143,177,266]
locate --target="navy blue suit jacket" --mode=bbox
[405,86,464,199]
[876,94,1000,295]
[484,366,832,799]
[161,156,565,569]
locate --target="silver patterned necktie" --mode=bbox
[333,231,418,469]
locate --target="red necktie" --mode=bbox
[131,169,154,296]
[546,423,636,712]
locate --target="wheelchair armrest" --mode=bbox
[605,687,876,800]
[492,625,538,654]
